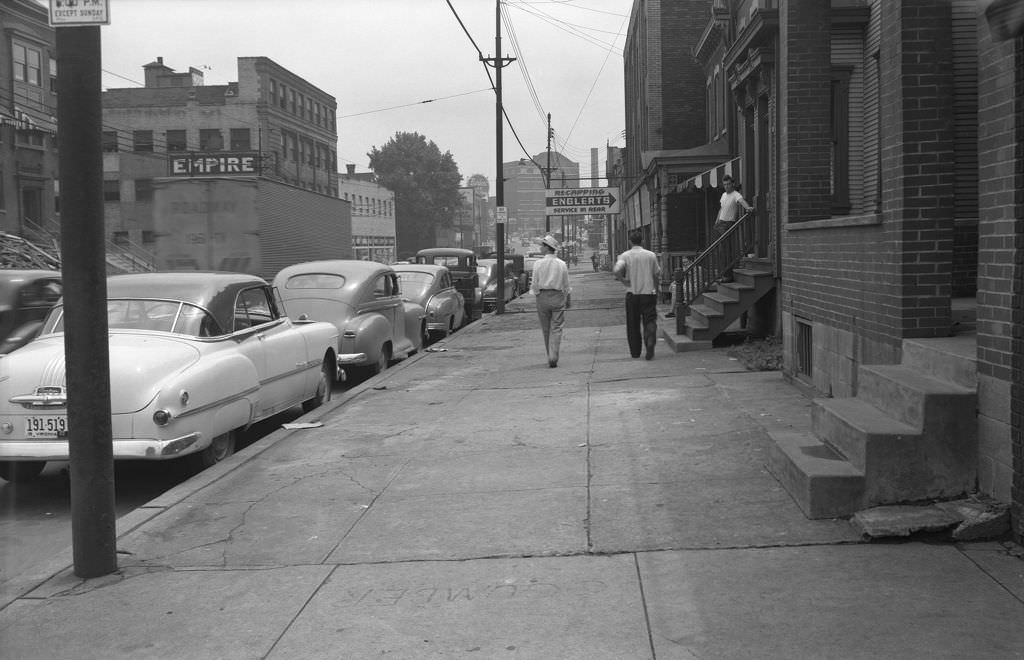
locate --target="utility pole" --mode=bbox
[481,0,515,313]
[545,113,552,234]
[55,20,117,577]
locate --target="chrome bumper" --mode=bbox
[336,352,367,365]
[0,432,204,461]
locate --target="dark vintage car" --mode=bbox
[477,258,518,312]
[0,272,340,483]
[392,264,466,341]
[0,269,63,354]
[413,247,482,322]
[273,260,427,381]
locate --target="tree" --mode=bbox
[368,132,463,256]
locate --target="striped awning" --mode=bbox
[1,105,58,134]
[675,156,742,192]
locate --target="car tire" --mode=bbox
[0,460,45,483]
[419,321,429,351]
[185,430,236,473]
[371,344,390,375]
[302,359,333,413]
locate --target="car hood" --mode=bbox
[0,333,201,413]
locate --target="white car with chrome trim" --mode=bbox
[0,272,339,483]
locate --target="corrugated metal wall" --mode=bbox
[257,180,352,281]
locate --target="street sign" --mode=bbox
[496,206,507,223]
[49,0,111,26]
[545,187,620,216]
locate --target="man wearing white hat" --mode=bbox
[529,234,570,368]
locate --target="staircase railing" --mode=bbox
[22,217,156,273]
[673,209,756,318]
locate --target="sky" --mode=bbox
[93,0,632,191]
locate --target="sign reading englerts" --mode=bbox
[545,187,620,216]
[169,153,259,177]
[49,0,111,26]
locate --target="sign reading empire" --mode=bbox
[169,153,259,177]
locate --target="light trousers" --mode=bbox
[535,290,566,364]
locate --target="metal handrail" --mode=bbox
[22,217,156,272]
[673,209,756,317]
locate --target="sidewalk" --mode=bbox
[2,265,1023,659]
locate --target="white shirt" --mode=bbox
[530,254,569,295]
[613,246,661,295]
[718,190,748,223]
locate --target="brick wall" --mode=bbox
[660,1,711,149]
[977,24,1022,536]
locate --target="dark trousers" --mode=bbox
[625,292,657,358]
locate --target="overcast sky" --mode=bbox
[95,0,631,190]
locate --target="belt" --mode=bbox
[540,289,562,293]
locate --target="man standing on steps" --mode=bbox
[613,230,661,360]
[530,235,570,368]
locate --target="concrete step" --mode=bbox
[857,364,976,429]
[660,329,712,352]
[766,431,865,519]
[811,397,920,473]
[900,336,977,389]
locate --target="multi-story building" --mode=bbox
[627,0,1024,539]
[0,0,59,239]
[339,164,396,263]
[502,152,579,240]
[101,56,340,255]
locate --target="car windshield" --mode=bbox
[397,271,433,298]
[41,299,223,337]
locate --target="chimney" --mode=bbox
[346,164,356,175]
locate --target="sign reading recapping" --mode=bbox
[545,187,620,216]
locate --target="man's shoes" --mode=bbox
[548,360,557,368]
[665,312,675,318]
[645,344,655,360]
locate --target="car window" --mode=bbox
[372,275,393,298]
[44,299,220,336]
[235,287,276,330]
[285,273,345,289]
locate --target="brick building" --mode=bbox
[502,152,579,240]
[102,56,340,257]
[339,164,396,263]
[0,0,59,239]
[627,0,1024,539]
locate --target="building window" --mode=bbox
[166,129,187,152]
[279,83,287,109]
[199,129,223,151]
[270,79,277,104]
[132,130,153,152]
[113,231,129,246]
[796,318,813,378]
[103,180,121,202]
[134,178,153,202]
[13,43,42,86]
[830,67,852,214]
[298,93,305,119]
[230,128,251,151]
[314,102,321,126]
[102,131,119,152]
[305,97,313,122]
[0,169,5,210]
[49,57,57,93]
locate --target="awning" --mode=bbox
[2,105,58,134]
[674,156,742,192]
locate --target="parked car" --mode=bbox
[0,272,339,483]
[273,260,426,381]
[0,269,63,354]
[413,247,482,322]
[477,258,517,312]
[522,257,540,289]
[392,264,466,341]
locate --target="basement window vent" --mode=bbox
[796,318,812,378]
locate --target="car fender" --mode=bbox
[341,312,392,365]
[401,301,426,352]
[150,350,261,426]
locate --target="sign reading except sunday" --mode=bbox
[49,0,111,26]
[169,153,259,177]
[545,187,620,216]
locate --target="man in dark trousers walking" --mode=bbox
[613,230,661,360]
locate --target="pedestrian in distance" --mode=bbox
[613,230,662,360]
[591,252,599,272]
[713,174,754,236]
[529,235,570,368]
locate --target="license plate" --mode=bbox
[25,416,68,438]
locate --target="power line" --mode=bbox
[338,88,492,119]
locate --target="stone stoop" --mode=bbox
[768,336,978,520]
[660,266,774,352]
